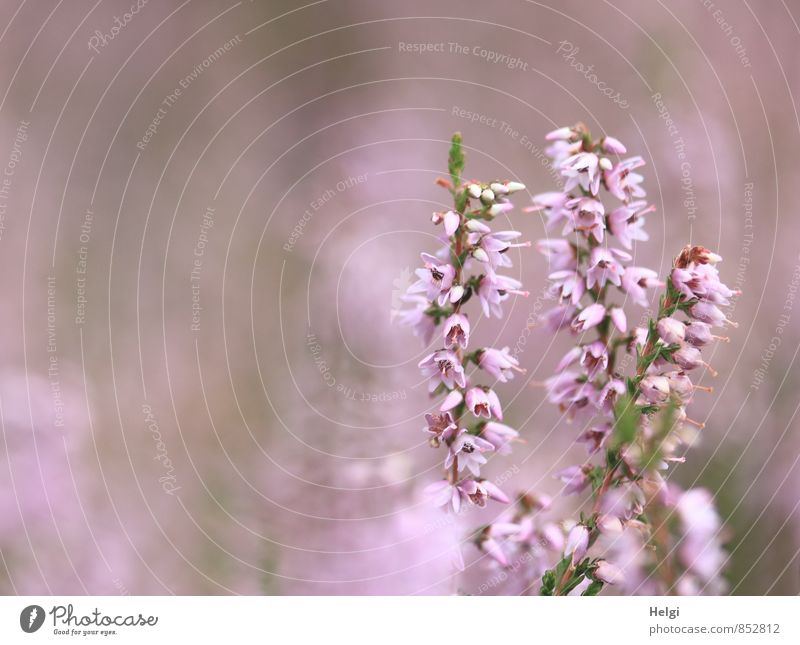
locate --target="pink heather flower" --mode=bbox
[608,201,652,249]
[541,303,577,333]
[418,350,466,391]
[397,294,435,344]
[600,484,645,520]
[580,341,609,378]
[565,524,590,561]
[476,273,527,318]
[564,197,605,243]
[424,412,459,444]
[479,346,523,382]
[479,534,509,567]
[586,247,630,289]
[561,151,601,195]
[469,229,527,270]
[657,317,685,345]
[465,387,503,420]
[545,126,579,141]
[578,422,612,453]
[426,479,475,513]
[571,303,606,332]
[621,267,662,306]
[472,479,511,505]
[556,346,582,372]
[531,192,572,230]
[544,371,583,405]
[594,560,624,585]
[688,302,736,327]
[610,307,627,333]
[554,465,590,495]
[684,322,713,346]
[595,378,625,414]
[439,389,463,412]
[445,433,495,476]
[639,375,670,404]
[410,253,457,305]
[481,422,519,456]
[443,313,470,349]
[673,345,713,373]
[443,210,460,236]
[666,371,695,402]
[549,270,585,305]
[535,238,576,271]
[604,156,646,203]
[601,135,627,154]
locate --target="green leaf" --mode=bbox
[582,580,604,596]
[448,132,465,188]
[610,393,639,450]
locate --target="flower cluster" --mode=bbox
[477,124,735,595]
[399,135,528,545]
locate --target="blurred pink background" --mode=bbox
[0,0,798,594]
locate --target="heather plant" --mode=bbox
[405,126,737,595]
[398,134,528,569]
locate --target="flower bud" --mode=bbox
[488,203,514,216]
[480,188,495,204]
[565,524,589,561]
[672,345,705,371]
[599,157,613,171]
[504,181,525,193]
[472,247,490,263]
[684,322,712,346]
[594,560,624,585]
[467,183,482,199]
[601,136,627,154]
[640,375,670,403]
[657,316,685,344]
[490,182,508,195]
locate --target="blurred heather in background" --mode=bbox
[0,0,798,595]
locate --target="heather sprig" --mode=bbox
[399,134,528,568]
[479,124,736,595]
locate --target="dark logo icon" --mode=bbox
[20,605,45,633]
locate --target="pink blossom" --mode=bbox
[409,253,458,305]
[530,191,572,230]
[443,313,470,349]
[535,238,576,271]
[610,307,627,333]
[443,210,460,236]
[657,317,685,345]
[564,197,605,242]
[561,151,601,195]
[621,267,662,306]
[465,387,503,420]
[581,341,609,378]
[601,135,627,154]
[639,375,670,403]
[688,302,736,327]
[479,346,523,382]
[424,412,459,445]
[439,389,463,412]
[565,524,590,561]
[476,273,528,318]
[604,156,646,202]
[571,303,606,332]
[586,247,629,289]
[608,201,652,249]
[554,465,590,495]
[445,434,495,476]
[594,560,624,585]
[481,422,519,455]
[549,270,585,304]
[418,350,466,391]
[397,294,435,344]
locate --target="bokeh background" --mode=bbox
[0,0,798,595]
